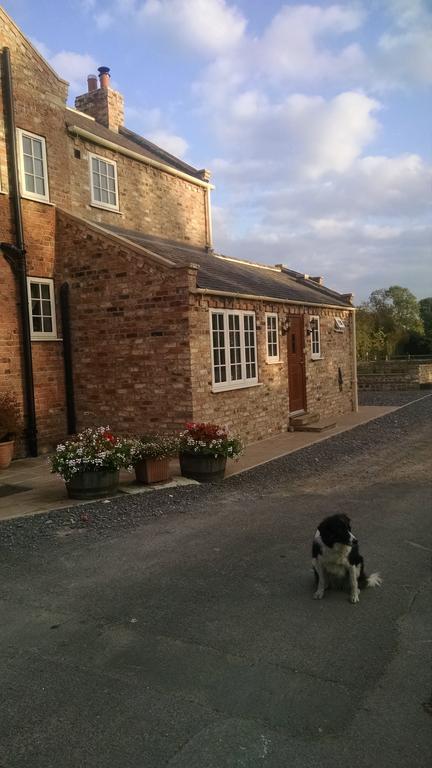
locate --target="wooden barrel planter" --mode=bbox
[179,453,226,482]
[66,470,120,500]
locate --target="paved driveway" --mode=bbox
[1,398,431,767]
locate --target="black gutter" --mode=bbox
[59,283,77,435]
[1,47,38,456]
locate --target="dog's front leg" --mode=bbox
[312,559,326,599]
[349,565,360,603]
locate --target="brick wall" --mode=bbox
[55,210,196,436]
[0,196,67,455]
[189,295,354,444]
[0,10,70,209]
[358,361,432,390]
[67,135,209,246]
[0,196,25,454]
[305,307,355,417]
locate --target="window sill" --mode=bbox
[21,194,54,206]
[212,381,263,394]
[311,356,324,361]
[89,202,122,214]
[266,359,282,365]
[31,337,63,342]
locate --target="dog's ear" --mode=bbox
[318,519,335,546]
[339,514,351,528]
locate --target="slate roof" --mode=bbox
[65,110,205,180]
[99,225,353,308]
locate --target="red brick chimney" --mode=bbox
[87,74,98,92]
[75,66,124,132]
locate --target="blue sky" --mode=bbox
[3,0,431,302]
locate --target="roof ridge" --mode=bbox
[278,265,352,303]
[214,252,281,273]
[119,126,201,178]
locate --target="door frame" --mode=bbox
[287,314,307,413]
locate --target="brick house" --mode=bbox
[0,8,357,458]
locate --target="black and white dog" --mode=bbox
[312,514,382,603]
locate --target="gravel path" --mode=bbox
[1,392,431,768]
[358,390,428,406]
[1,393,431,552]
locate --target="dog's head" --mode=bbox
[318,514,356,549]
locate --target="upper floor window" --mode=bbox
[265,313,279,362]
[27,278,57,340]
[17,129,49,202]
[89,153,119,210]
[210,309,258,391]
[310,316,321,359]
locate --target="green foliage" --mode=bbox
[50,427,132,482]
[419,298,432,334]
[357,286,427,360]
[179,422,244,459]
[126,434,179,462]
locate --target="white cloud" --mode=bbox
[125,106,189,158]
[138,0,247,56]
[144,130,188,157]
[375,0,432,86]
[206,90,380,181]
[258,4,365,82]
[94,11,114,30]
[286,91,380,178]
[211,151,432,300]
[49,51,99,93]
[31,39,98,94]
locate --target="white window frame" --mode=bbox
[27,277,57,340]
[334,316,346,332]
[310,315,321,360]
[89,152,119,211]
[210,309,258,392]
[17,128,50,203]
[265,312,279,362]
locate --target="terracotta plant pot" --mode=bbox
[179,453,226,482]
[0,439,15,470]
[66,470,119,500]
[134,457,171,484]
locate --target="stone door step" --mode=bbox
[293,418,337,433]
[289,412,320,427]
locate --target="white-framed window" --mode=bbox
[210,309,258,391]
[17,129,49,202]
[89,152,119,210]
[265,313,279,362]
[27,278,57,340]
[334,317,346,332]
[310,316,321,359]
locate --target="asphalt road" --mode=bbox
[1,400,431,767]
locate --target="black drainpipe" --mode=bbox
[1,47,38,456]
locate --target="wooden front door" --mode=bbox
[287,315,306,413]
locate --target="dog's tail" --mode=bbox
[366,572,382,588]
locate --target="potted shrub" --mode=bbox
[179,422,243,482]
[49,426,131,499]
[0,392,21,470]
[127,434,179,484]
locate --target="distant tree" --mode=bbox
[397,331,432,356]
[356,307,375,359]
[357,286,425,359]
[419,297,432,334]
